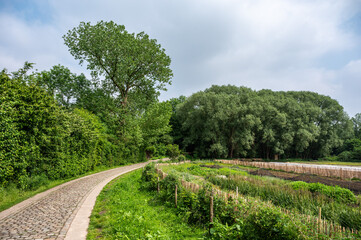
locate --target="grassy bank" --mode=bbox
[87,169,205,240]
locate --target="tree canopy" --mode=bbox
[63,21,173,110]
[173,85,353,159]
[36,65,91,108]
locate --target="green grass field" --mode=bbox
[87,169,206,240]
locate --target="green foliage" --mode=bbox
[0,67,59,186]
[140,101,173,159]
[177,154,186,161]
[140,164,159,191]
[352,113,361,140]
[175,85,352,159]
[168,96,187,146]
[166,144,181,160]
[62,21,176,162]
[35,65,91,108]
[0,65,125,188]
[241,207,300,240]
[290,181,356,203]
[210,209,302,240]
[336,138,361,161]
[88,170,205,239]
[63,21,172,111]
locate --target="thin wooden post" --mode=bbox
[157,177,160,193]
[236,186,239,204]
[210,190,214,224]
[175,184,178,208]
[318,207,322,233]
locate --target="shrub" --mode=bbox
[166,144,181,160]
[177,154,186,161]
[140,164,158,191]
[338,151,353,161]
[242,207,301,240]
[290,181,356,203]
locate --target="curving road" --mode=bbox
[0,161,150,240]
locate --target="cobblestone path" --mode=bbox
[0,162,148,240]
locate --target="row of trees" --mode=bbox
[170,85,358,160]
[0,21,176,188]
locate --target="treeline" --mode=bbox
[170,85,360,160]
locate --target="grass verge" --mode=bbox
[87,169,205,240]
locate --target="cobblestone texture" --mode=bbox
[0,162,148,240]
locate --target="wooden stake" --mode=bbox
[236,186,239,203]
[175,184,178,208]
[318,207,322,233]
[157,177,160,193]
[210,190,214,223]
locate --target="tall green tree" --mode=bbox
[63,21,173,112]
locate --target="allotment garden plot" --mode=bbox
[144,160,361,239]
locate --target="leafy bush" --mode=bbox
[19,174,50,191]
[290,181,356,203]
[241,207,301,240]
[140,164,158,191]
[166,144,181,160]
[338,151,353,161]
[353,146,361,160]
[177,154,186,161]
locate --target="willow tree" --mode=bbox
[63,21,173,111]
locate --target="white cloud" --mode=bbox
[0,0,360,116]
[333,60,361,116]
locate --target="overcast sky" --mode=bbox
[0,0,360,116]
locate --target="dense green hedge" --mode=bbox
[0,70,126,189]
